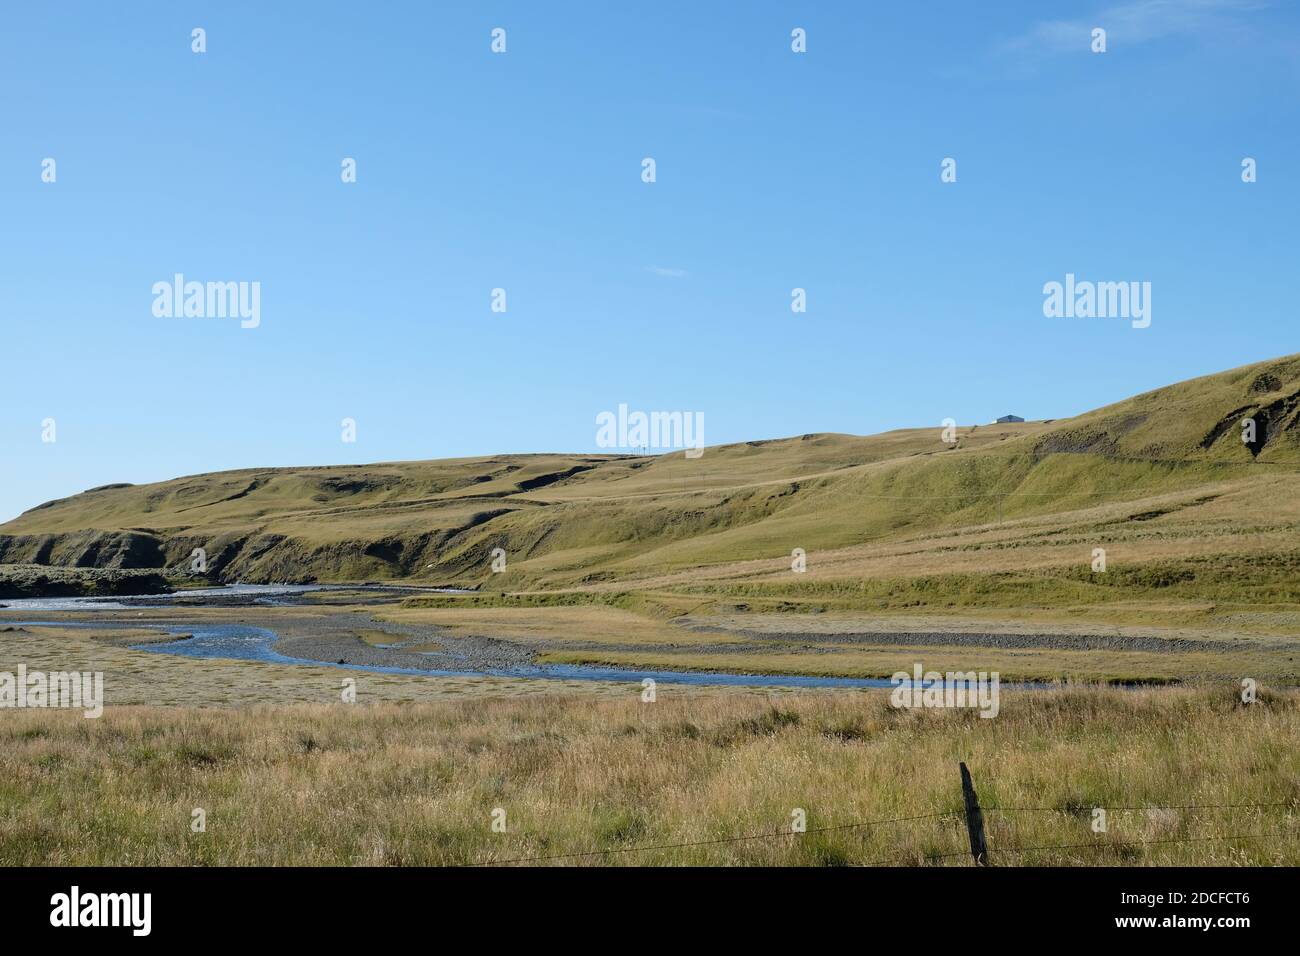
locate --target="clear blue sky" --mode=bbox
[2,1,1298,522]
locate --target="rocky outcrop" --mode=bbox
[0,530,166,569]
[0,564,171,599]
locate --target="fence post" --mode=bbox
[960,761,989,866]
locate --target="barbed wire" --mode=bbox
[469,801,1296,866]
[984,801,1297,814]
[469,810,961,866]
[857,831,1290,867]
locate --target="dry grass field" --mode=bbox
[0,686,1295,866]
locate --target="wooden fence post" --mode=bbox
[960,761,989,866]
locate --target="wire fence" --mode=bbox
[857,832,1289,867]
[470,798,1298,867]
[470,810,958,867]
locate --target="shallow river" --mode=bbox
[4,584,1025,690]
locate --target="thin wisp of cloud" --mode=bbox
[1000,0,1264,54]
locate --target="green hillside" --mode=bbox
[3,354,1299,592]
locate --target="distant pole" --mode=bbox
[960,762,989,866]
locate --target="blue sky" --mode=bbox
[2,1,1298,521]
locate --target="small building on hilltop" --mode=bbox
[994,414,1025,424]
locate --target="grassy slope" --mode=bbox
[2,353,1299,622]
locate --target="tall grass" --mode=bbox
[1,685,1295,866]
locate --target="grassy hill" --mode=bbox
[3,353,1299,607]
